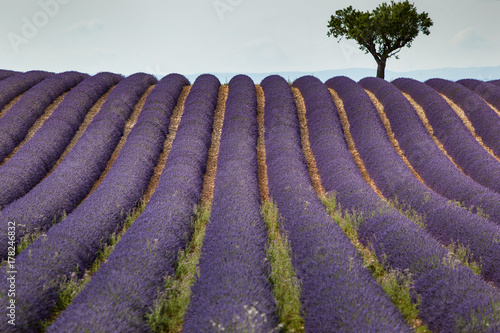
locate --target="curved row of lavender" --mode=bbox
[0,72,123,209]
[0,71,86,163]
[0,70,17,81]
[295,75,500,332]
[459,78,500,116]
[0,74,188,332]
[489,79,500,87]
[49,74,220,332]
[0,71,52,114]
[183,75,278,331]
[426,78,500,157]
[297,77,384,213]
[392,78,500,195]
[262,75,409,332]
[360,77,500,225]
[0,73,156,260]
[327,76,500,288]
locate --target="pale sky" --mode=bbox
[0,0,499,77]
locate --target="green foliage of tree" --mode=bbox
[327,1,433,79]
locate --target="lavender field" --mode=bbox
[1,70,500,332]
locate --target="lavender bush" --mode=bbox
[458,79,500,116]
[0,73,156,260]
[0,71,86,163]
[327,76,500,288]
[297,75,500,332]
[393,78,500,195]
[292,77,381,213]
[426,78,500,157]
[0,72,122,208]
[0,70,52,114]
[0,70,18,81]
[0,74,188,332]
[183,75,278,331]
[48,74,220,332]
[293,76,441,273]
[262,75,409,332]
[360,77,500,225]
[488,79,500,87]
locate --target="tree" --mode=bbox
[327,1,433,79]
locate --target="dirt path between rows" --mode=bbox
[200,85,228,205]
[256,85,270,203]
[292,87,326,198]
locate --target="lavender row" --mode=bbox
[360,77,500,225]
[0,71,86,163]
[0,70,18,81]
[0,71,52,113]
[327,76,500,288]
[262,75,409,332]
[458,79,500,116]
[49,74,220,332]
[0,73,156,260]
[292,78,381,213]
[393,78,500,194]
[294,75,439,274]
[0,72,123,209]
[488,79,500,87]
[298,75,500,331]
[183,75,278,331]
[426,78,500,157]
[294,76,499,332]
[0,74,188,332]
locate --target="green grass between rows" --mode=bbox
[321,193,430,332]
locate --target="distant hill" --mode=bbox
[183,66,500,83]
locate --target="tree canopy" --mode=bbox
[327,1,433,78]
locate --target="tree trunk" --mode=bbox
[376,58,387,79]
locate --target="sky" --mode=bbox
[0,0,499,77]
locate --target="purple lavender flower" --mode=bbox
[0,70,18,81]
[0,73,156,260]
[0,73,188,332]
[327,76,500,289]
[292,76,381,213]
[0,71,86,163]
[48,74,220,333]
[458,78,500,120]
[393,77,500,195]
[426,78,500,157]
[0,70,52,113]
[488,79,500,87]
[360,77,500,226]
[263,75,409,332]
[0,72,122,208]
[297,75,500,332]
[183,75,278,331]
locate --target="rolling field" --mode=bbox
[1,70,500,332]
